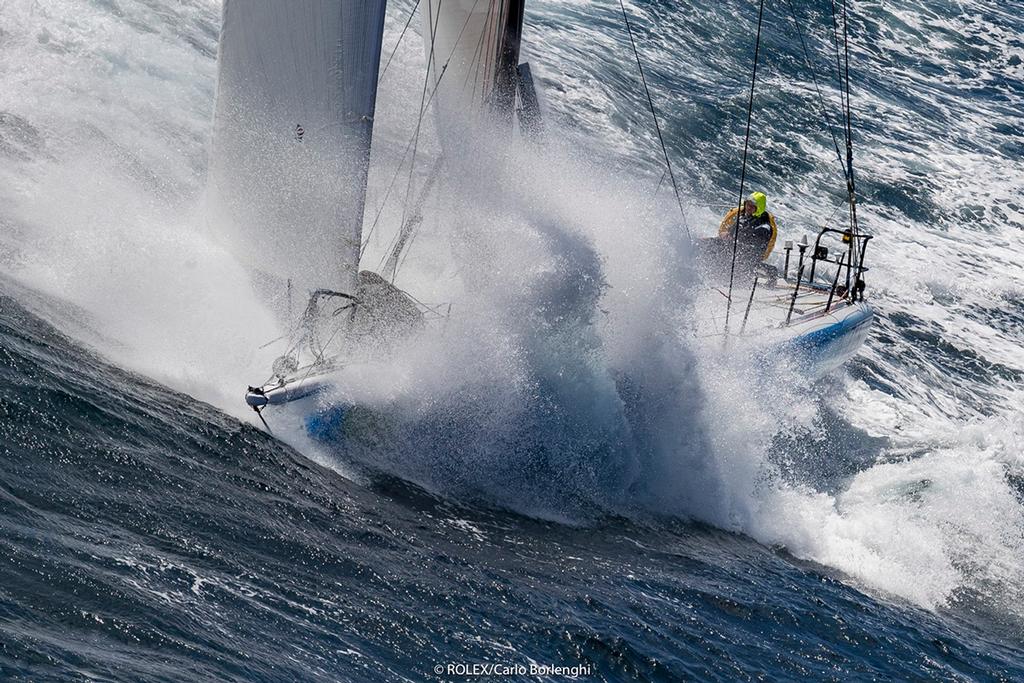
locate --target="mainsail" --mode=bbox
[377,1,528,282]
[208,0,388,295]
[422,0,526,126]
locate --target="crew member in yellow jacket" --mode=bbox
[717,191,778,263]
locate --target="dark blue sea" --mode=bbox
[2,0,1023,680]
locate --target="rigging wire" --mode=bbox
[829,0,855,228]
[841,0,861,281]
[369,0,489,277]
[828,1,848,136]
[827,0,859,274]
[388,0,498,279]
[365,5,446,258]
[471,0,499,104]
[362,0,485,261]
[782,0,860,279]
[462,0,496,95]
[361,127,419,257]
[782,0,847,183]
[379,0,424,83]
[397,0,443,252]
[652,167,666,197]
[724,0,767,334]
[617,0,691,239]
[840,0,859,235]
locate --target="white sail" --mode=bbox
[376,1,527,284]
[422,0,524,125]
[209,0,388,294]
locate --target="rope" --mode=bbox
[398,0,442,239]
[782,0,847,183]
[724,0,767,334]
[617,0,690,238]
[361,0,484,259]
[828,1,848,130]
[379,0,423,84]
[840,0,858,236]
[828,0,859,271]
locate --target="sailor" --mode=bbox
[717,191,778,264]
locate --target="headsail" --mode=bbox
[208,0,388,295]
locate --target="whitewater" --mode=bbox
[1,0,1023,679]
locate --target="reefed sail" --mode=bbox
[208,0,388,295]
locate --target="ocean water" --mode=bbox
[1,0,1023,680]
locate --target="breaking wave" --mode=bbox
[1,0,1022,637]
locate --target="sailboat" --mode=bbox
[206,1,538,427]
[690,0,875,376]
[612,0,875,376]
[212,0,872,434]
[691,230,875,376]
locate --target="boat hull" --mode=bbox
[784,301,874,375]
[247,302,874,441]
[245,375,330,408]
[245,369,378,445]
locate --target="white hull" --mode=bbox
[247,289,873,442]
[693,274,874,376]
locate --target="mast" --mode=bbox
[208,0,388,295]
[493,0,526,121]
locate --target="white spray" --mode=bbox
[1,0,1022,627]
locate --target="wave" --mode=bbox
[0,0,1022,634]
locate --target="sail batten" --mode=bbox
[209,0,388,295]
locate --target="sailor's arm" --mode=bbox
[763,213,779,259]
[718,207,740,238]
